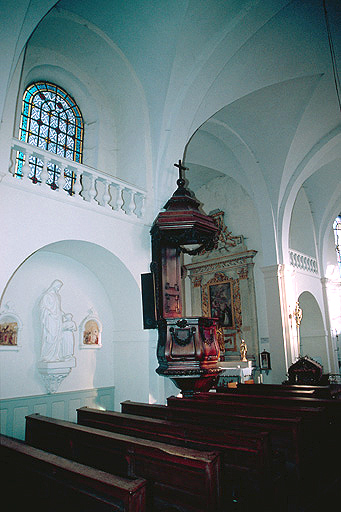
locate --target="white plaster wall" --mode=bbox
[289,188,317,258]
[323,224,340,280]
[0,180,161,405]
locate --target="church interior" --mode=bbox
[0,1,341,510]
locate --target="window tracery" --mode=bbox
[16,82,84,195]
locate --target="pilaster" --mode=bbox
[261,264,291,383]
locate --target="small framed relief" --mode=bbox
[0,302,22,351]
[79,309,102,349]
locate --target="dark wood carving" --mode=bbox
[287,356,323,385]
[150,161,221,395]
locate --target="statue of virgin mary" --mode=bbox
[39,280,64,362]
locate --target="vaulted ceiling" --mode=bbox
[1,0,340,261]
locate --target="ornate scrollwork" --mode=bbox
[199,326,215,345]
[170,326,196,346]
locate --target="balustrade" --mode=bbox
[289,249,318,274]
[8,138,146,219]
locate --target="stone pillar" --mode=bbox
[261,264,291,383]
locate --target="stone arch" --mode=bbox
[298,291,329,372]
[0,239,144,399]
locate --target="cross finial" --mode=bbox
[174,159,188,187]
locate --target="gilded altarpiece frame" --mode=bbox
[184,210,259,363]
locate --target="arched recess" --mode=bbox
[279,129,341,264]
[7,6,152,191]
[0,240,146,401]
[298,291,329,372]
[183,116,277,266]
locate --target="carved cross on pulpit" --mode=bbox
[174,159,188,187]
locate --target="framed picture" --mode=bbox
[79,308,102,349]
[0,322,18,346]
[208,280,234,328]
[224,332,237,352]
[0,303,22,351]
[260,350,271,370]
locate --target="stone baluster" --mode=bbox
[101,179,112,208]
[70,166,81,198]
[136,193,146,218]
[9,148,16,176]
[21,149,31,179]
[59,165,67,193]
[39,157,49,186]
[112,184,124,212]
[87,173,97,202]
[125,188,136,215]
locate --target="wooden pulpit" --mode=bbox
[150,161,222,396]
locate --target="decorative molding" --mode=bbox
[199,210,246,256]
[187,250,257,276]
[37,359,76,394]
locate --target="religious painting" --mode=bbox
[0,322,18,346]
[79,309,102,349]
[83,320,100,345]
[224,333,237,352]
[208,280,234,328]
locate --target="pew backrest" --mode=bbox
[120,400,304,470]
[77,406,272,475]
[0,433,147,512]
[25,413,220,512]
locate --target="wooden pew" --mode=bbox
[195,390,341,425]
[0,433,147,512]
[168,395,326,449]
[189,390,341,442]
[233,383,338,399]
[120,400,340,511]
[25,413,220,512]
[120,400,310,479]
[77,406,282,511]
[217,383,318,398]
[168,394,327,424]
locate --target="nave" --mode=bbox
[2,383,340,512]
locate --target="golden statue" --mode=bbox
[240,338,247,362]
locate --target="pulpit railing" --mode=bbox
[7,138,146,219]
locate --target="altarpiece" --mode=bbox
[184,210,259,365]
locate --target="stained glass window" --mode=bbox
[333,215,341,278]
[16,82,84,195]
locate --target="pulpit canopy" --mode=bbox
[151,161,218,252]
